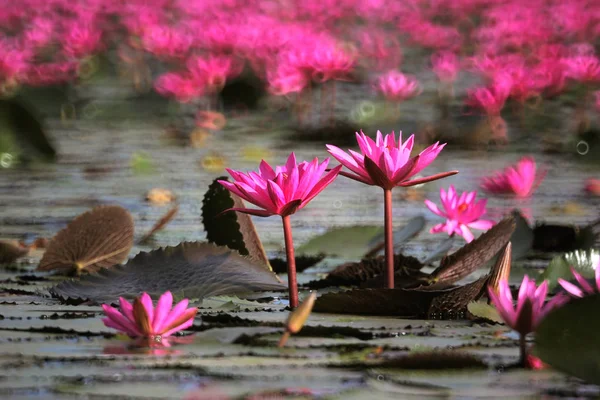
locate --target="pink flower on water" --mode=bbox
[266,64,309,96]
[102,292,197,340]
[327,130,456,190]
[480,156,546,198]
[186,55,242,92]
[62,22,103,58]
[154,72,203,103]
[425,185,495,243]
[558,263,600,298]
[488,276,567,337]
[432,51,460,83]
[465,78,511,116]
[584,178,600,196]
[375,71,421,102]
[218,153,342,217]
[308,42,356,83]
[563,55,600,83]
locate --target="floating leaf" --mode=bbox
[0,240,29,264]
[534,293,600,384]
[426,217,515,290]
[306,253,427,289]
[532,220,599,253]
[202,177,270,268]
[145,188,176,205]
[50,242,286,303]
[421,236,456,265]
[538,249,600,291]
[364,216,426,258]
[296,226,383,259]
[130,152,155,175]
[427,276,489,319]
[376,350,487,370]
[270,254,324,274]
[467,301,503,323]
[138,205,179,244]
[37,205,134,274]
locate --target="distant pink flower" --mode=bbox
[24,18,54,49]
[24,62,78,86]
[375,71,421,102]
[154,72,203,103]
[584,178,600,196]
[140,25,193,60]
[432,52,460,83]
[480,156,546,198]
[327,130,455,190]
[465,78,511,116]
[186,55,242,92]
[425,186,494,243]
[219,153,341,218]
[558,264,600,298]
[0,43,30,81]
[309,43,356,82]
[267,65,309,96]
[62,23,103,58]
[102,292,197,340]
[563,55,600,83]
[489,276,567,337]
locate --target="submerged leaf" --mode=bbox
[421,236,456,265]
[296,226,383,259]
[50,242,286,303]
[0,240,29,264]
[364,216,426,257]
[37,205,134,274]
[538,249,600,291]
[138,204,179,244]
[534,293,600,384]
[202,177,270,268]
[467,301,503,323]
[306,253,427,289]
[376,350,487,369]
[426,216,515,289]
[270,254,324,274]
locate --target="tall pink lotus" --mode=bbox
[327,131,457,288]
[558,262,600,298]
[102,292,197,343]
[488,276,568,366]
[480,156,546,198]
[375,71,421,102]
[425,186,494,243]
[219,153,342,308]
[432,51,460,83]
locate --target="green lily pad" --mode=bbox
[534,293,600,384]
[296,226,383,259]
[538,249,599,291]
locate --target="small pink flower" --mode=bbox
[558,264,600,298]
[186,55,242,92]
[563,55,600,83]
[154,72,203,103]
[480,157,546,198]
[375,71,421,102]
[102,292,197,340]
[465,78,511,116]
[62,22,103,58]
[432,51,460,83]
[266,64,309,96]
[488,276,568,337]
[219,153,342,217]
[327,130,455,190]
[425,185,495,243]
[584,178,600,196]
[308,42,356,83]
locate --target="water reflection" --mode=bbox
[103,335,195,356]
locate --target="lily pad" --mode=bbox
[296,226,383,259]
[50,242,286,303]
[364,216,426,257]
[538,249,600,291]
[532,220,599,253]
[534,293,600,384]
[467,301,503,323]
[202,177,270,268]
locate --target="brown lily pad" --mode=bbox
[202,177,270,268]
[37,205,134,274]
[0,241,29,264]
[269,254,325,274]
[532,219,599,253]
[138,204,179,244]
[50,242,287,303]
[375,350,487,370]
[305,253,428,289]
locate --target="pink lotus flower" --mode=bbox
[465,79,511,116]
[488,276,568,365]
[375,71,421,102]
[219,153,341,308]
[327,131,456,289]
[425,186,495,243]
[219,153,341,218]
[558,264,600,298]
[584,178,600,196]
[326,130,455,190]
[480,156,546,198]
[154,72,203,103]
[432,51,460,83]
[186,55,242,92]
[102,292,197,341]
[489,276,567,337]
[563,55,600,83]
[62,22,103,58]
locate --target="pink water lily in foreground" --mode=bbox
[219,153,342,308]
[558,263,600,298]
[425,186,495,243]
[488,276,568,366]
[102,292,197,342]
[327,130,457,289]
[480,156,546,198]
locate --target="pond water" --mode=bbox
[0,86,599,398]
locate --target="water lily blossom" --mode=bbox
[327,130,457,288]
[481,156,546,197]
[558,263,600,298]
[425,186,495,243]
[488,276,568,365]
[219,153,342,308]
[102,292,197,342]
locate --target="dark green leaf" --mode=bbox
[538,250,599,291]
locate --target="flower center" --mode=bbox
[457,203,469,213]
